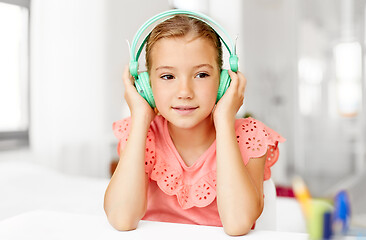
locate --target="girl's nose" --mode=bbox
[177,78,194,99]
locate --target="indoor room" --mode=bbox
[0,0,365,239]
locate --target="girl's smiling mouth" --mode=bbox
[172,106,199,115]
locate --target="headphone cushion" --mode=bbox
[216,69,231,102]
[136,72,156,108]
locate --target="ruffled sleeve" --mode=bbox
[112,117,156,175]
[235,117,285,181]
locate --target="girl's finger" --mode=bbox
[237,71,247,95]
[228,70,239,91]
[122,65,135,88]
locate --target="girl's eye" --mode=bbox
[195,72,209,78]
[161,74,174,80]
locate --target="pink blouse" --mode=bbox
[112,115,285,227]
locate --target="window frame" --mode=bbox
[0,0,30,150]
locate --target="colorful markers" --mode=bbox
[292,176,352,240]
[292,176,312,219]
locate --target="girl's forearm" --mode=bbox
[104,117,150,231]
[215,122,263,236]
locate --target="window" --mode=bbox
[0,0,30,150]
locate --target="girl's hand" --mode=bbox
[122,65,156,124]
[213,70,247,127]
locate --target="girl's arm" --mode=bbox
[213,70,265,236]
[104,66,155,231]
[216,122,266,236]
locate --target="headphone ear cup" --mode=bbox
[216,69,231,103]
[135,72,156,108]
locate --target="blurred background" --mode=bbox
[0,0,365,225]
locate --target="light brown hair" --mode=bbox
[145,15,223,73]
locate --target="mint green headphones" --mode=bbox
[130,9,238,108]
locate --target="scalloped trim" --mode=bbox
[236,118,285,180]
[150,160,217,209]
[113,117,157,175]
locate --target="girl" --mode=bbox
[104,12,285,236]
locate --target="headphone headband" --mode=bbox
[130,9,238,77]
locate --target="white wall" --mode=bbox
[241,0,299,184]
[30,0,107,177]
[30,0,170,177]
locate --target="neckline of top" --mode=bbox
[162,118,216,171]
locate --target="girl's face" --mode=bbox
[149,35,220,130]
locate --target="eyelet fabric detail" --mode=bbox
[236,117,285,180]
[112,117,156,174]
[150,161,217,209]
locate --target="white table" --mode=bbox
[0,210,309,240]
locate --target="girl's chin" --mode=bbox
[168,120,197,130]
[166,115,215,130]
